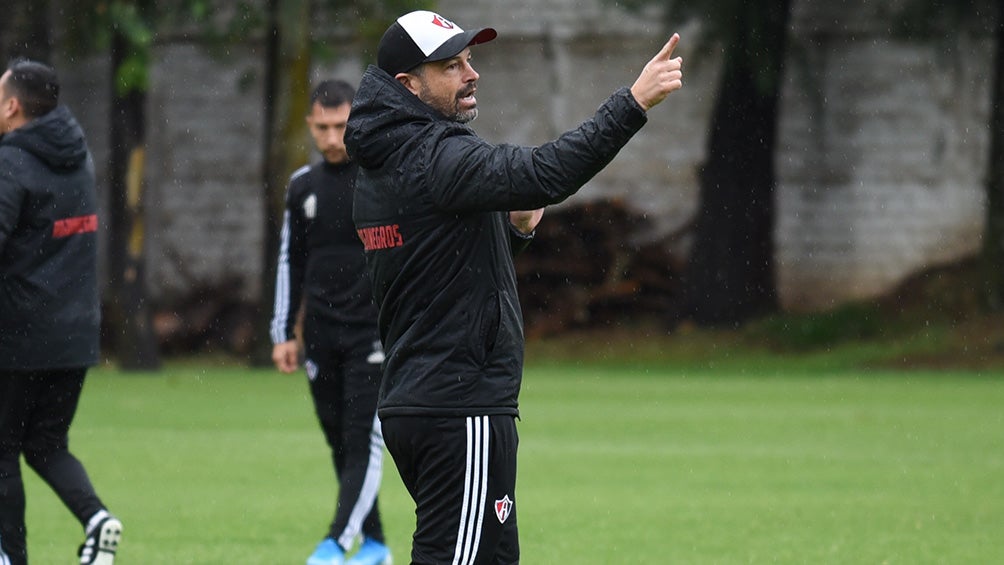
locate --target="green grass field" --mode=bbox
[22,359,1004,563]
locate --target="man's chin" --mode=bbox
[455,108,478,124]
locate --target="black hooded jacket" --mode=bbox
[345,65,648,418]
[269,159,379,345]
[0,106,100,370]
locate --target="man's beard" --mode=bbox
[420,83,478,123]
[455,107,478,124]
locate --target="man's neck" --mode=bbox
[4,115,30,133]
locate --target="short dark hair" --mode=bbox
[5,59,59,119]
[310,79,354,109]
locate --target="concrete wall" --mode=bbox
[54,0,995,311]
[777,2,993,309]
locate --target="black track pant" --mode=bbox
[383,415,519,565]
[303,320,386,550]
[0,368,106,565]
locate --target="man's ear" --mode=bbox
[395,72,421,96]
[1,96,18,123]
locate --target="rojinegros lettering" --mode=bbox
[357,224,404,251]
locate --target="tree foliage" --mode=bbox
[59,1,256,94]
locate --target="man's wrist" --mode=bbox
[508,222,535,239]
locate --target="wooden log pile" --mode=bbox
[137,199,683,355]
[515,198,685,338]
[149,270,258,356]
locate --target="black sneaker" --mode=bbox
[79,515,123,565]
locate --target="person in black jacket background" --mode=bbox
[0,60,122,565]
[345,10,683,565]
[269,80,391,565]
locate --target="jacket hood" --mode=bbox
[1,105,88,171]
[345,65,447,170]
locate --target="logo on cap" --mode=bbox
[432,14,454,30]
[377,10,497,75]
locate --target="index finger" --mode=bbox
[654,33,680,61]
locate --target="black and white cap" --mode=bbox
[377,11,497,76]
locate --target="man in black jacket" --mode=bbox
[270,80,391,565]
[345,10,683,565]
[0,60,122,565]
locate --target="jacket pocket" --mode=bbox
[473,291,502,365]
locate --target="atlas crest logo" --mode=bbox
[431,14,455,30]
[494,495,513,524]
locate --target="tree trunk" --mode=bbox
[684,0,792,326]
[106,31,160,370]
[249,0,312,366]
[983,1,1004,312]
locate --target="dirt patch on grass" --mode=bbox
[870,257,1004,370]
[872,312,1004,371]
[527,256,1004,371]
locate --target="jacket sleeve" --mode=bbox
[269,179,308,344]
[0,153,26,255]
[424,87,648,213]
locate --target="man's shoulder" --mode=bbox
[284,164,313,199]
[0,141,29,160]
[289,164,312,184]
[0,144,32,183]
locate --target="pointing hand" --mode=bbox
[630,33,684,111]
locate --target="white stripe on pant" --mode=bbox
[0,533,11,565]
[453,416,490,565]
[337,413,385,550]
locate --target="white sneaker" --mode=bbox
[79,515,123,564]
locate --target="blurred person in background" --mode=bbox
[269,79,391,565]
[0,58,122,565]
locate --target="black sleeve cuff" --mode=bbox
[508,222,535,256]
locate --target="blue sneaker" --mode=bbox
[346,538,392,565]
[307,538,345,565]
